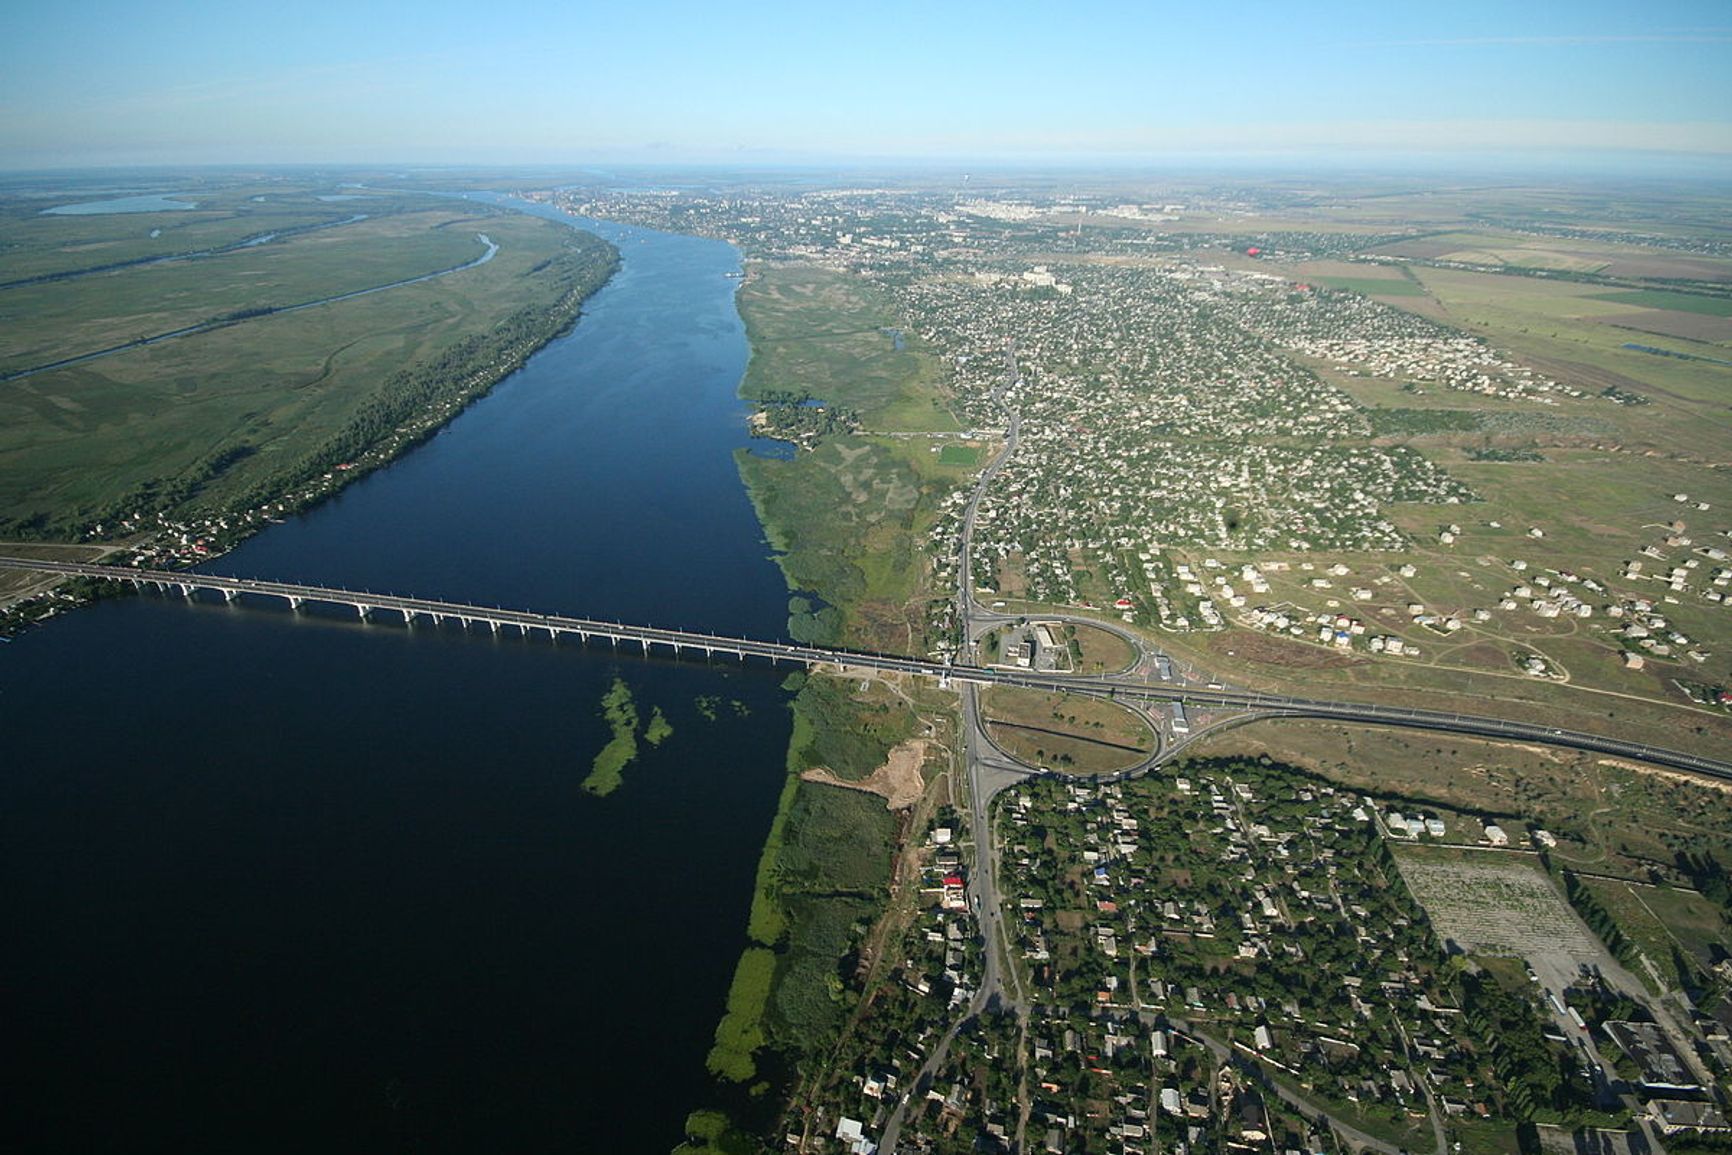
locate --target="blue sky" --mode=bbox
[2,0,1728,169]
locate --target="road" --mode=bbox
[6,329,1727,1152]
[2,555,1726,783]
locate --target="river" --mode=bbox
[0,209,791,1152]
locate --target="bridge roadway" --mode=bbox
[7,555,1732,782]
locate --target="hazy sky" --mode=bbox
[3,0,1729,169]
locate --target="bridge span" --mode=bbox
[6,555,1731,783]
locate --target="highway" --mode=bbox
[3,554,1728,781]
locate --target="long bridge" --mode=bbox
[7,555,1731,782]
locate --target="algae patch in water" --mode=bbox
[582,677,640,796]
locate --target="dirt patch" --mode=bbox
[1448,641,1511,670]
[1206,628,1370,670]
[1602,759,1732,796]
[801,737,933,810]
[1395,853,1606,994]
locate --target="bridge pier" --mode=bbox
[178,583,193,598]
[287,595,303,611]
[402,608,416,625]
[355,603,372,620]
[222,588,237,602]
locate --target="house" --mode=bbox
[835,1117,876,1155]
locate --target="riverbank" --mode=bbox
[0,207,794,1154]
[681,259,977,1149]
[0,207,617,634]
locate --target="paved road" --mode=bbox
[883,343,1031,1152]
[3,556,1727,783]
[1167,1018,1418,1155]
[8,330,1727,1153]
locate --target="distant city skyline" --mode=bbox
[3,0,1729,171]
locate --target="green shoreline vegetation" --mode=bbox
[688,262,961,1144]
[0,179,617,627]
[702,672,909,1088]
[731,262,969,655]
[581,677,641,797]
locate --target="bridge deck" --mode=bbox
[5,555,1729,781]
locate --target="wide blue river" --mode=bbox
[0,205,792,1152]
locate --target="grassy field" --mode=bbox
[1070,622,1136,673]
[1183,717,1732,881]
[0,209,487,372]
[0,183,611,539]
[1578,877,1730,993]
[0,181,396,282]
[739,262,960,433]
[734,260,975,653]
[1311,275,1427,296]
[980,686,1153,774]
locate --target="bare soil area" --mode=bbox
[801,737,933,810]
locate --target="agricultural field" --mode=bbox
[0,178,614,543]
[1366,227,1732,283]
[1593,290,1732,319]
[1309,274,1428,297]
